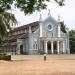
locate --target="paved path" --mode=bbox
[11,54,75,60]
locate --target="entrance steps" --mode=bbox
[11,54,75,60]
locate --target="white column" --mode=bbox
[44,41,47,54]
[17,39,21,54]
[29,26,32,33]
[57,41,60,54]
[58,23,61,37]
[40,22,42,37]
[67,32,70,54]
[29,26,33,53]
[17,44,20,55]
[51,41,53,54]
[63,41,65,54]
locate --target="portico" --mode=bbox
[43,39,65,54]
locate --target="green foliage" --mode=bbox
[55,0,65,6]
[60,21,66,33]
[0,0,64,14]
[0,54,11,61]
[0,11,17,39]
[15,0,47,14]
[0,0,13,10]
[15,0,65,14]
[0,0,15,12]
[69,30,75,53]
[0,0,65,14]
[0,0,16,40]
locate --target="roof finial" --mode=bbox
[48,9,51,16]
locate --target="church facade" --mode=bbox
[0,15,70,55]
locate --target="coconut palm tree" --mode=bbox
[0,8,17,40]
[0,0,16,41]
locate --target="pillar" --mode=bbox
[17,45,20,55]
[16,39,21,54]
[51,41,53,54]
[44,41,47,54]
[57,41,60,54]
[67,32,70,54]
[29,26,32,33]
[39,13,42,37]
[58,23,61,37]
[40,22,42,37]
[63,41,65,54]
[28,26,33,54]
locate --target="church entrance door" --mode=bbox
[53,41,57,54]
[20,45,23,54]
[47,41,51,54]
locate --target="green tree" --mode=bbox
[0,12,17,39]
[60,21,66,33]
[15,0,65,14]
[0,0,65,14]
[69,30,75,53]
[0,0,16,40]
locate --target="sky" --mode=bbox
[11,0,75,30]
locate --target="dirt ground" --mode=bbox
[0,59,75,75]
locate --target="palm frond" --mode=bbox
[0,11,17,39]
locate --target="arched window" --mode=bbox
[33,44,35,49]
[36,44,37,49]
[33,42,38,49]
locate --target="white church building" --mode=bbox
[0,15,70,55]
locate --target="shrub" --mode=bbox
[0,55,11,61]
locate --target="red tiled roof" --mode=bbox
[1,21,39,47]
[14,21,39,31]
[3,33,28,42]
[2,33,28,46]
[18,33,28,39]
[2,42,17,46]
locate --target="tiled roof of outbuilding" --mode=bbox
[14,21,39,31]
[2,33,28,47]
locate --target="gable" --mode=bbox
[43,16,58,25]
[42,16,58,37]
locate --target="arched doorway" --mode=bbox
[47,41,51,54]
[20,45,23,54]
[53,41,57,54]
